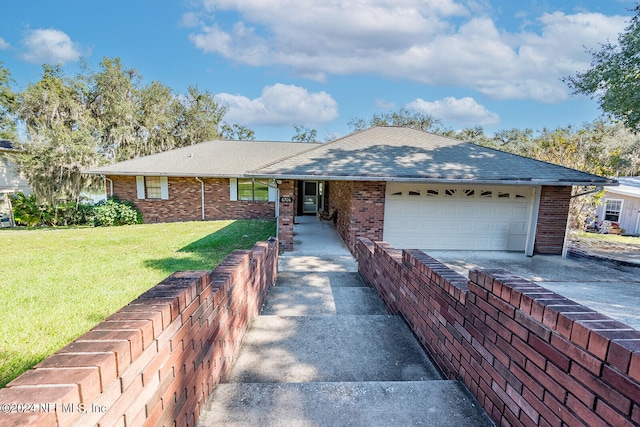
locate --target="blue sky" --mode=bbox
[0,0,636,141]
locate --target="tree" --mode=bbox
[565,4,640,131]
[0,62,17,141]
[172,85,225,150]
[86,57,140,161]
[220,123,255,140]
[348,108,442,133]
[291,124,318,142]
[12,58,240,205]
[16,64,102,204]
[440,126,491,145]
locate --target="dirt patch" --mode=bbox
[567,233,640,266]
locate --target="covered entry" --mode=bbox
[300,181,324,214]
[383,183,537,251]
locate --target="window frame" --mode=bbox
[144,177,163,200]
[604,199,623,222]
[230,178,275,202]
[237,178,269,202]
[136,176,169,200]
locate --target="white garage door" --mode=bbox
[383,184,535,251]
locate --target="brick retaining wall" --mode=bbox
[357,238,640,427]
[0,238,278,427]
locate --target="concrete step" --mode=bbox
[227,315,441,383]
[198,380,494,427]
[278,254,358,273]
[262,286,388,316]
[275,271,367,288]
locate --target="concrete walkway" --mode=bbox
[198,216,493,426]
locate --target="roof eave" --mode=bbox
[246,173,618,186]
[84,170,244,178]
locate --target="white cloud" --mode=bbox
[216,83,339,126]
[375,99,397,110]
[20,29,83,64]
[407,97,500,127]
[187,1,628,102]
[180,12,205,28]
[0,38,10,50]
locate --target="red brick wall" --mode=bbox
[326,181,385,254]
[278,180,295,252]
[326,181,353,249]
[109,175,275,223]
[0,239,278,427]
[357,238,640,427]
[535,186,572,255]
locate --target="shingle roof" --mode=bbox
[86,140,320,177]
[249,127,617,186]
[605,177,640,197]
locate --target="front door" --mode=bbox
[303,181,319,213]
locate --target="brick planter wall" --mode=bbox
[357,238,640,427]
[0,238,278,427]
[109,176,275,223]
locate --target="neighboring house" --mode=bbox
[1,139,30,227]
[0,139,30,195]
[594,177,640,235]
[86,127,616,255]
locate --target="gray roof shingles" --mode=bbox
[249,127,616,185]
[86,140,320,177]
[86,127,616,186]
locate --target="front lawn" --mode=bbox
[0,220,276,388]
[570,231,640,246]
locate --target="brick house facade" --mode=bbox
[108,176,275,223]
[89,127,616,256]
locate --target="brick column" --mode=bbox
[278,180,295,251]
[534,185,572,255]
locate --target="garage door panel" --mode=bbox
[384,184,534,251]
[510,221,528,234]
[458,221,473,232]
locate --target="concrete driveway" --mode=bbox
[426,251,640,330]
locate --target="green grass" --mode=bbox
[0,220,276,388]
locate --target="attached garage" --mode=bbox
[383,183,538,252]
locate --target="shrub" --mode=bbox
[10,193,142,227]
[93,197,143,226]
[10,193,51,227]
[51,200,95,226]
[10,192,97,227]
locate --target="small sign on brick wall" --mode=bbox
[280,196,293,203]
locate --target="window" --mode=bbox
[604,199,622,222]
[237,179,269,201]
[136,176,168,200]
[145,177,162,199]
